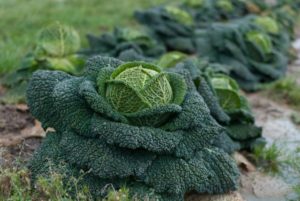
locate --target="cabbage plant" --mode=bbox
[157,53,263,151]
[134,1,295,91]
[135,6,196,53]
[193,17,289,91]
[27,56,239,200]
[0,22,84,103]
[209,74,263,149]
[85,27,165,62]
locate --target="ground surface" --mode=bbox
[0,103,43,167]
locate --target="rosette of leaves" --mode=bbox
[84,27,165,62]
[135,5,197,53]
[158,53,263,151]
[0,22,84,103]
[27,56,239,201]
[194,17,289,91]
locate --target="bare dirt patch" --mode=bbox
[0,104,44,167]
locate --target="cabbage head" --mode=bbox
[35,21,81,57]
[246,31,273,54]
[116,28,153,46]
[105,63,174,114]
[0,22,83,104]
[216,0,234,12]
[185,0,204,8]
[210,74,241,111]
[254,16,279,34]
[165,6,194,25]
[157,51,189,68]
[27,56,239,201]
[135,6,196,53]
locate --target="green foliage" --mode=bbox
[104,187,131,201]
[35,22,81,58]
[85,27,166,61]
[208,73,263,150]
[0,166,94,201]
[26,56,239,201]
[254,16,280,34]
[193,16,289,91]
[210,75,241,111]
[0,165,151,201]
[291,113,300,125]
[157,55,262,151]
[293,184,300,201]
[164,6,194,26]
[181,0,267,23]
[253,144,281,173]
[0,22,85,104]
[246,31,273,54]
[135,0,296,91]
[266,77,300,109]
[157,51,189,68]
[135,6,196,54]
[216,0,234,12]
[184,0,204,8]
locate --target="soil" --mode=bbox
[0,103,43,167]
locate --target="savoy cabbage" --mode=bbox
[157,53,263,151]
[135,5,197,54]
[84,27,165,62]
[0,22,84,103]
[134,1,294,91]
[27,56,239,201]
[194,16,289,91]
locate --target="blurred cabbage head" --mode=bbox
[210,74,242,111]
[216,0,234,12]
[185,0,204,8]
[254,16,279,34]
[157,51,189,68]
[36,22,81,57]
[246,31,273,54]
[165,6,194,25]
[116,28,154,47]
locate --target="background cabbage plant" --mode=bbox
[135,5,197,54]
[157,53,263,152]
[0,22,85,103]
[182,0,268,25]
[134,0,295,91]
[27,56,239,201]
[194,16,289,91]
[83,27,166,62]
